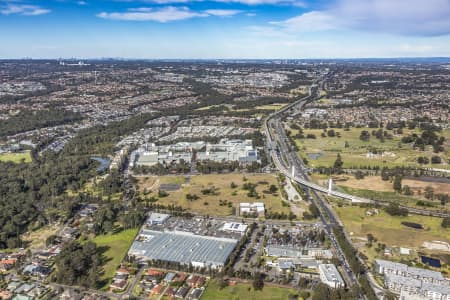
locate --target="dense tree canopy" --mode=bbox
[54,241,101,288]
[0,109,82,138]
[0,152,94,248]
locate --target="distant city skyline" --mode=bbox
[1,0,450,58]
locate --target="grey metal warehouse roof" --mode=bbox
[129,230,238,266]
[266,245,304,258]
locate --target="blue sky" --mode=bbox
[1,0,450,58]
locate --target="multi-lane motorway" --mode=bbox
[261,77,450,298]
[263,82,363,289]
[262,76,450,298]
[263,84,450,218]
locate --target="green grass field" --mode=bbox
[91,228,139,289]
[334,204,450,276]
[337,186,438,209]
[195,104,232,111]
[333,175,450,195]
[254,103,287,110]
[202,280,302,300]
[337,184,449,211]
[334,205,449,248]
[137,173,290,217]
[0,151,32,163]
[293,127,450,169]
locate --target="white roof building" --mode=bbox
[319,264,345,289]
[239,202,265,216]
[376,259,450,299]
[147,213,170,225]
[222,222,248,235]
[374,259,445,284]
[399,248,411,255]
[197,139,259,164]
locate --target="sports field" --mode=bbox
[136,173,290,216]
[0,151,32,163]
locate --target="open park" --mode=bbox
[90,228,139,289]
[292,127,450,170]
[0,151,32,163]
[136,173,291,217]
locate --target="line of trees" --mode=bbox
[0,109,82,138]
[332,226,378,300]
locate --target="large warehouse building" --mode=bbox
[129,230,238,269]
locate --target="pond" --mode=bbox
[91,156,111,172]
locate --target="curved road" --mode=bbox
[263,86,450,218]
[262,78,449,298]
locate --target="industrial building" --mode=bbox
[265,245,332,260]
[129,230,238,269]
[266,245,304,258]
[197,139,259,164]
[221,222,248,235]
[135,150,192,167]
[318,264,345,288]
[132,139,258,167]
[239,202,265,216]
[146,213,170,226]
[133,142,202,167]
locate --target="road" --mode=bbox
[263,80,360,286]
[263,83,449,218]
[48,282,120,299]
[121,267,146,299]
[263,76,425,298]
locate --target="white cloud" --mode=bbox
[214,0,297,4]
[203,9,242,17]
[0,4,51,16]
[118,0,302,5]
[271,11,339,32]
[128,7,154,12]
[98,7,244,22]
[149,0,191,3]
[273,0,450,36]
[77,1,88,5]
[97,6,207,22]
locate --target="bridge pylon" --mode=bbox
[328,178,333,195]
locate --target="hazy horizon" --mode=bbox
[1,0,450,58]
